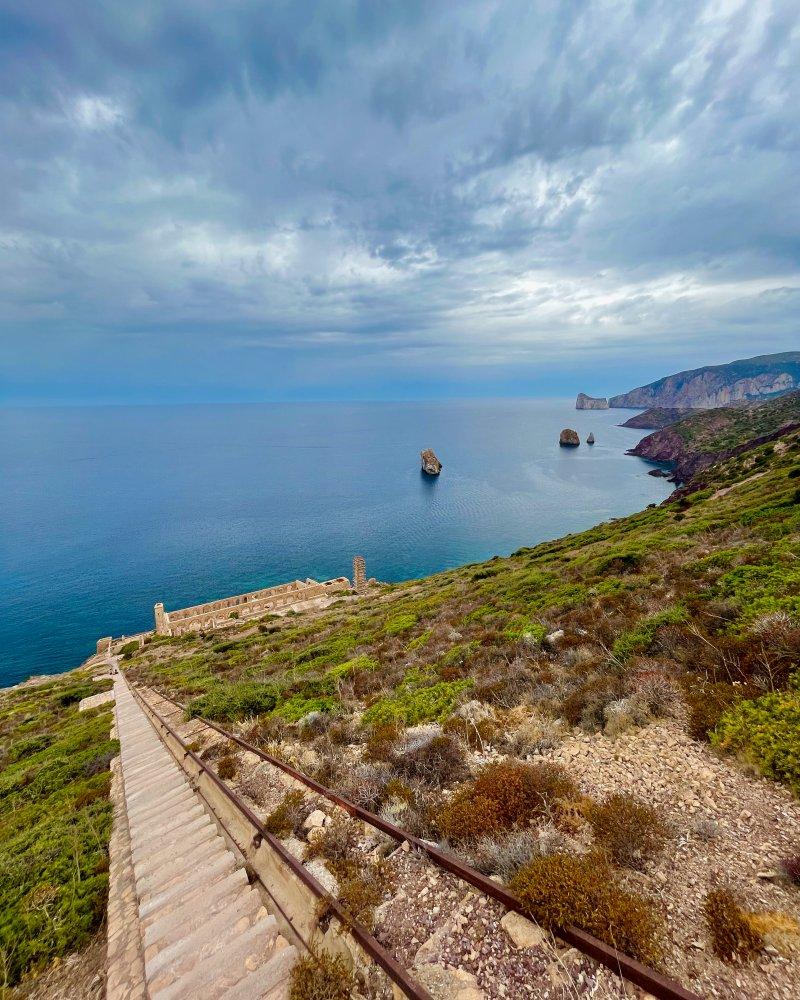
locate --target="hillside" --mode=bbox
[619,407,693,430]
[120,403,800,998]
[609,351,800,409]
[629,390,800,483]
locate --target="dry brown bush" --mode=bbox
[703,888,763,962]
[585,793,669,870]
[509,851,663,966]
[436,760,577,843]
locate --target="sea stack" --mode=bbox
[559,429,580,447]
[576,392,609,410]
[587,432,595,445]
[420,448,442,475]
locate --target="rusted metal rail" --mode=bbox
[126,680,433,1000]
[146,685,704,1000]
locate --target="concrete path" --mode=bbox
[109,671,297,999]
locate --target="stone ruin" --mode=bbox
[352,555,366,593]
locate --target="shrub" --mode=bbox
[336,858,395,930]
[703,888,763,962]
[265,790,309,837]
[304,814,359,872]
[585,794,668,869]
[780,853,800,885]
[436,761,576,843]
[119,640,139,658]
[186,682,278,722]
[470,829,538,881]
[384,613,417,635]
[289,952,358,1000]
[362,679,471,727]
[509,852,663,966]
[390,733,469,788]
[712,683,800,794]
[682,679,750,742]
[217,754,238,780]
[612,606,687,661]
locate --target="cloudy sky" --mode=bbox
[1,0,798,403]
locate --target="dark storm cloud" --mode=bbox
[1,0,798,402]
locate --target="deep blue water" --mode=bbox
[0,400,670,686]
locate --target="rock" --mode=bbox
[544,629,564,648]
[306,826,326,845]
[559,428,580,447]
[421,448,443,475]
[414,964,485,1000]
[575,393,609,410]
[304,859,339,895]
[500,911,547,949]
[303,809,327,830]
[586,432,595,445]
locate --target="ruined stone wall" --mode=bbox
[155,576,351,636]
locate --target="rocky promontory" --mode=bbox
[559,428,580,447]
[629,391,800,484]
[610,351,800,409]
[575,392,609,410]
[620,407,692,430]
[420,449,442,475]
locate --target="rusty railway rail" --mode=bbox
[125,679,433,1000]
[142,683,704,1000]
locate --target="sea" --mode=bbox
[0,400,671,687]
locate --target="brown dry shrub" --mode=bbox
[681,679,752,741]
[586,793,669,870]
[442,714,501,749]
[264,789,309,837]
[510,852,662,965]
[436,760,576,843]
[703,888,763,962]
[559,675,625,730]
[364,721,402,762]
[304,814,359,873]
[390,734,469,788]
[289,952,357,1000]
[216,754,238,780]
[336,858,396,930]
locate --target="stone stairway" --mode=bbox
[111,673,298,999]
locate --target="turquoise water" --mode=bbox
[0,400,670,685]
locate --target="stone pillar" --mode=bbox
[96,637,112,656]
[154,602,169,636]
[352,555,366,593]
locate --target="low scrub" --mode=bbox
[289,952,358,1000]
[436,760,576,843]
[363,678,471,727]
[703,888,763,962]
[0,672,117,986]
[186,682,278,721]
[585,793,669,869]
[712,682,800,794]
[510,851,663,966]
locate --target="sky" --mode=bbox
[1,0,798,404]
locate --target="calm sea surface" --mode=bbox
[0,400,670,686]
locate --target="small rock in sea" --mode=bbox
[421,448,442,475]
[586,432,595,445]
[559,428,580,447]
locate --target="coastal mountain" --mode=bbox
[619,407,692,430]
[608,351,800,409]
[629,389,800,483]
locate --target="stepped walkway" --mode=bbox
[107,671,297,999]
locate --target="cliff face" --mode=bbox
[609,352,800,409]
[575,392,609,410]
[629,391,800,483]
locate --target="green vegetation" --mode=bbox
[712,680,800,794]
[0,670,117,986]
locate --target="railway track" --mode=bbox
[111,667,703,1000]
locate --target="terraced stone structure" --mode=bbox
[154,576,351,636]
